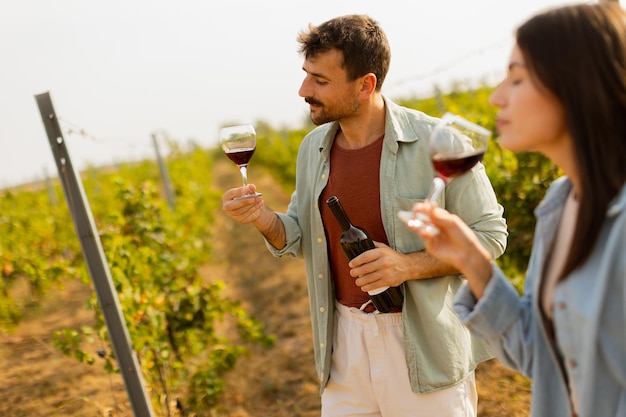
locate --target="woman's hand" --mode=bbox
[410,203,493,299]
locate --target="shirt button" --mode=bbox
[318,274,323,279]
[322,174,327,179]
[320,307,326,313]
[317,237,323,243]
[320,343,325,349]
[556,302,567,310]
[568,359,577,368]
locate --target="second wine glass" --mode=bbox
[220,124,262,200]
[398,113,491,233]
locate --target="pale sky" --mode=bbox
[1,0,584,188]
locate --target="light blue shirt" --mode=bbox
[266,97,508,394]
[455,177,626,417]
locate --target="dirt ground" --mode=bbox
[0,160,531,416]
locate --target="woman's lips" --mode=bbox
[495,118,509,131]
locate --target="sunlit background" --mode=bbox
[1,0,585,188]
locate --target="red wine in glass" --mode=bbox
[219,124,262,199]
[398,113,490,233]
[432,149,485,180]
[225,147,256,166]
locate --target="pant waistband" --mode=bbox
[335,302,402,326]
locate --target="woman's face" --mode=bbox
[489,44,569,156]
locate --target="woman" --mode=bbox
[411,3,626,417]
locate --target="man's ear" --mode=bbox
[359,73,377,97]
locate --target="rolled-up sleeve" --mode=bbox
[263,211,302,258]
[446,163,508,260]
[454,264,534,377]
[454,266,522,337]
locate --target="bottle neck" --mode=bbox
[326,196,352,232]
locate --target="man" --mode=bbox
[222,14,507,417]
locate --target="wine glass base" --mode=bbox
[397,210,415,225]
[397,210,439,235]
[233,192,262,200]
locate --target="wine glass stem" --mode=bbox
[405,177,445,233]
[426,177,446,203]
[239,165,249,186]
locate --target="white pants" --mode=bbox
[321,303,477,417]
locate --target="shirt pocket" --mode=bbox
[392,196,428,253]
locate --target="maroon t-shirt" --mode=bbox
[319,135,388,310]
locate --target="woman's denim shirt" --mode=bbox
[265,97,508,394]
[455,177,626,417]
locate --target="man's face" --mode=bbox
[298,48,362,125]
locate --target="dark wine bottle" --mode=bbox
[326,196,404,313]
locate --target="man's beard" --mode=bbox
[306,96,360,126]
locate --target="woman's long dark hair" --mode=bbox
[517,3,626,279]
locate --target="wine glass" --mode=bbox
[398,113,491,233]
[220,124,262,199]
